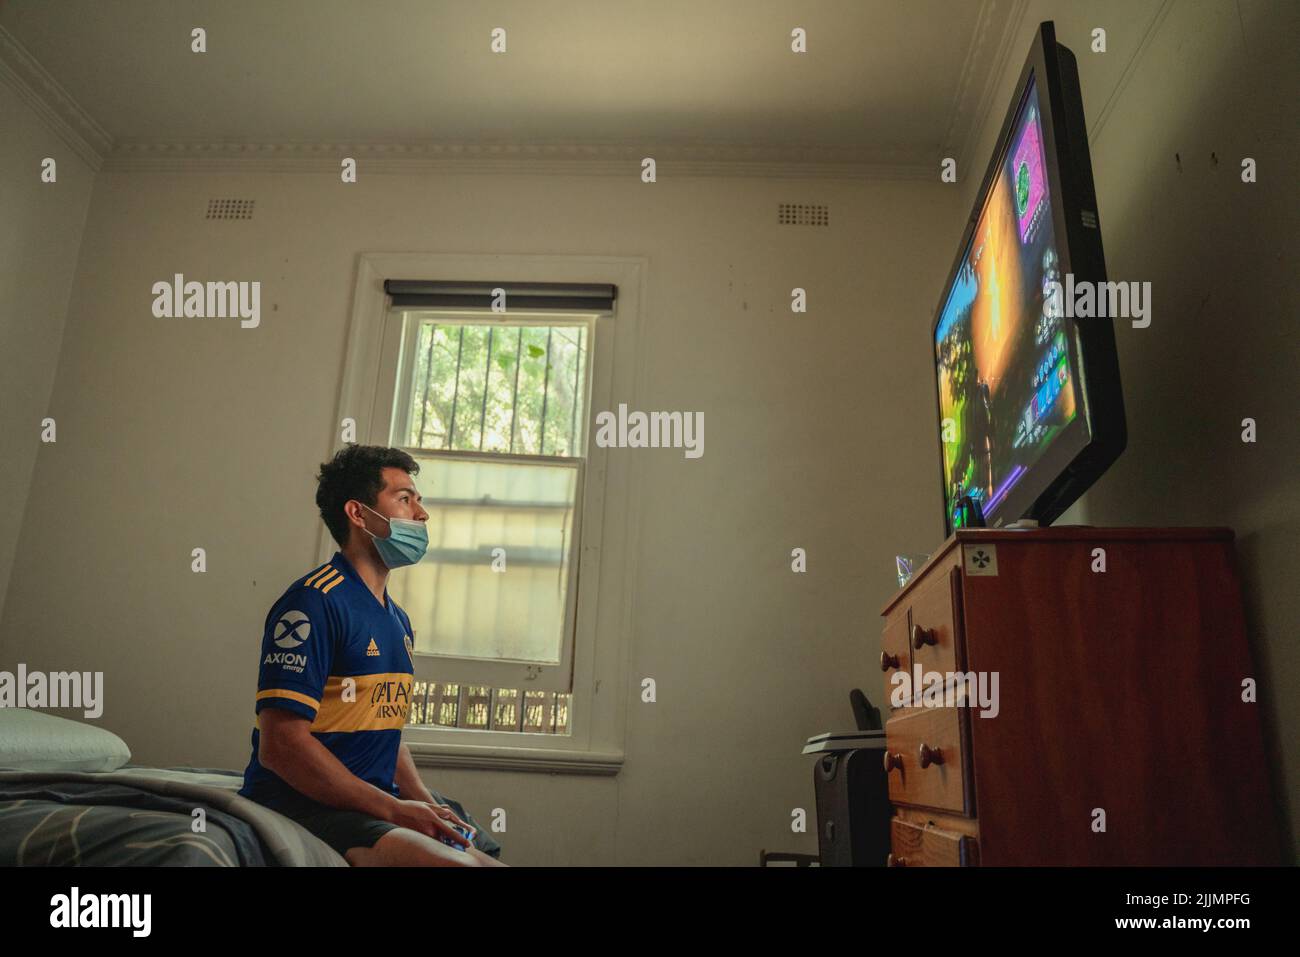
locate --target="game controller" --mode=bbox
[436,822,476,850]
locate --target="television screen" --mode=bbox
[931,22,1125,534]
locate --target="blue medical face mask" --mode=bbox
[360,502,428,569]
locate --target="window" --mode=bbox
[334,254,641,772]
[386,313,592,733]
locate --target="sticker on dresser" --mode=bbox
[962,543,998,576]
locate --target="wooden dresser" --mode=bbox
[878,527,1281,866]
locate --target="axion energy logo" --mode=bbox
[273,610,311,647]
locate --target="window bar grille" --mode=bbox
[446,326,466,449]
[415,322,436,446]
[478,328,493,451]
[507,327,523,453]
[487,688,497,731]
[513,689,525,731]
[538,327,554,454]
[456,685,468,729]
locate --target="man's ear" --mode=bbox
[345,500,371,535]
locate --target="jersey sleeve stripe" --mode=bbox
[320,573,345,594]
[303,565,334,588]
[313,570,343,591]
[256,688,321,710]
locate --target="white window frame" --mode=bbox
[326,253,645,775]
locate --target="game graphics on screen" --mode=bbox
[935,78,1078,529]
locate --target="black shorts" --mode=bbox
[275,797,400,857]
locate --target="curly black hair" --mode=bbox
[315,444,420,547]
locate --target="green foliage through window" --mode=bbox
[406,322,588,457]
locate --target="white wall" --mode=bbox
[0,78,96,621]
[0,163,959,864]
[960,0,1300,859]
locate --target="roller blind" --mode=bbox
[384,279,616,313]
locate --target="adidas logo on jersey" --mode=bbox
[366,637,380,657]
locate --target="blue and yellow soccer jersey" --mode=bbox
[238,551,417,812]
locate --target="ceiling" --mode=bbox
[0,0,1029,174]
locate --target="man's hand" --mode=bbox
[385,798,472,849]
[426,802,474,837]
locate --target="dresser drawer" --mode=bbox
[883,705,973,816]
[907,567,963,678]
[888,818,979,867]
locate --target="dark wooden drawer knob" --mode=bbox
[911,624,936,649]
[918,743,944,768]
[880,650,900,671]
[883,751,903,773]
[887,853,907,867]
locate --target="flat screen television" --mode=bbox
[932,21,1125,535]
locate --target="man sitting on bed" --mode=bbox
[238,444,507,866]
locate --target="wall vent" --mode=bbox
[778,203,829,226]
[206,198,255,220]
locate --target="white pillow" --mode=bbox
[0,708,131,772]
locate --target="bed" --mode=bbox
[0,709,499,866]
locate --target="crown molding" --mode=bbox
[101,140,934,180]
[0,17,935,181]
[0,24,111,169]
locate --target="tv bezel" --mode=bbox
[930,20,1126,536]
